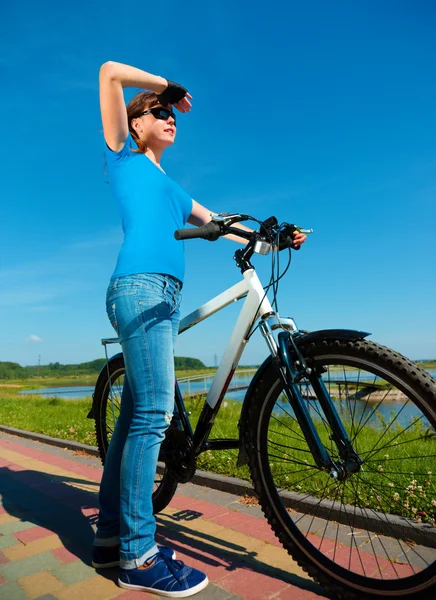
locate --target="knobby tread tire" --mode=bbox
[243,338,436,600]
[93,354,179,515]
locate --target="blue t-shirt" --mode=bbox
[105,134,193,283]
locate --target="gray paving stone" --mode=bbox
[33,596,59,600]
[197,490,244,508]
[0,520,35,535]
[230,503,264,519]
[178,483,208,499]
[51,560,96,585]
[0,582,28,600]
[403,542,436,569]
[194,583,238,599]
[0,534,19,549]
[0,552,61,581]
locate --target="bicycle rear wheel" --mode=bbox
[245,338,436,599]
[93,354,178,514]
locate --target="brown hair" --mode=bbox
[126,91,160,153]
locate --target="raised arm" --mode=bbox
[99,61,169,152]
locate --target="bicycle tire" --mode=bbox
[93,354,179,515]
[244,338,436,599]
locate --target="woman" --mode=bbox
[92,61,306,597]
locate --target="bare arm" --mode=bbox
[188,200,252,245]
[188,200,308,249]
[99,61,169,152]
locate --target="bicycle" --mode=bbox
[88,213,436,599]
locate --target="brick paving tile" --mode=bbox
[0,581,28,599]
[0,551,61,582]
[0,534,19,550]
[0,576,6,585]
[195,582,237,599]
[14,525,54,544]
[17,570,64,599]
[181,499,231,520]
[210,511,256,530]
[51,560,96,585]
[273,586,329,600]
[52,547,80,564]
[0,519,35,535]
[218,566,291,599]
[55,574,121,600]
[0,554,7,567]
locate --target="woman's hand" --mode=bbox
[291,231,307,249]
[173,92,192,113]
[157,80,193,113]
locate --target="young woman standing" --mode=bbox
[92,60,306,597]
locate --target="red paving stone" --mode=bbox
[14,525,54,543]
[210,509,256,530]
[0,439,102,482]
[0,551,9,565]
[52,547,81,564]
[273,587,325,600]
[329,545,382,577]
[180,499,230,520]
[6,463,26,472]
[0,575,7,585]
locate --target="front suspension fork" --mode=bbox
[274,330,361,478]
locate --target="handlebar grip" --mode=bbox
[174,227,204,240]
[174,221,222,241]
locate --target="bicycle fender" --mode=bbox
[294,329,370,346]
[86,352,123,419]
[236,329,370,466]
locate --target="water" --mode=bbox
[19,369,436,430]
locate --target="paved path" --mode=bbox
[0,431,329,600]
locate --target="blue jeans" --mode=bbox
[94,273,182,569]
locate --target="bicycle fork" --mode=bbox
[260,319,362,480]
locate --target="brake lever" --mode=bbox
[211,213,250,228]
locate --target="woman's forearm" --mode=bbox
[100,61,167,93]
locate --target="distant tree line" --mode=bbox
[0,356,206,380]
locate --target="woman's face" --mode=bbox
[132,103,176,150]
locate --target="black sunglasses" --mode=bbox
[139,106,176,125]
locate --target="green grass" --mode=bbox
[0,390,95,445]
[1,387,435,523]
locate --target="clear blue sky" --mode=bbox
[1,0,435,367]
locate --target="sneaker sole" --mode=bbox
[117,575,209,598]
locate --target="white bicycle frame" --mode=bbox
[179,268,273,410]
[102,266,297,412]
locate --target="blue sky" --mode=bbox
[1,0,435,368]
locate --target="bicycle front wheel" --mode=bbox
[93,354,178,514]
[245,338,436,599]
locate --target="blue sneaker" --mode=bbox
[92,544,175,569]
[118,551,209,597]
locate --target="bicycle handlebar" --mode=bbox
[174,214,313,250]
[174,221,222,241]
